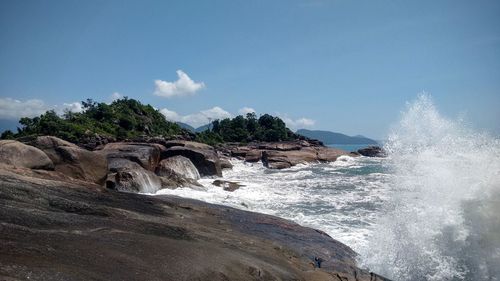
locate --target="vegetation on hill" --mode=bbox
[0,98,182,143]
[195,112,299,145]
[0,97,302,145]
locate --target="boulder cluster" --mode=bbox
[1,136,385,195]
[0,137,224,193]
[220,140,358,169]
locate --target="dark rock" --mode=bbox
[357,146,386,157]
[162,146,222,177]
[212,179,244,192]
[29,136,108,185]
[0,140,54,170]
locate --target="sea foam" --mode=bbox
[359,94,500,280]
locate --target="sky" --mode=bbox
[0,0,499,139]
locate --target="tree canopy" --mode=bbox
[1,98,182,143]
[1,98,300,145]
[195,112,299,144]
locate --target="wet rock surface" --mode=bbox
[212,179,244,191]
[162,146,222,177]
[223,140,355,169]
[0,168,390,281]
[357,146,386,157]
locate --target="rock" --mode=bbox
[157,173,202,189]
[162,146,222,177]
[0,170,391,281]
[29,136,108,185]
[245,149,263,162]
[262,148,318,169]
[212,179,244,192]
[219,158,233,169]
[0,140,54,170]
[156,156,200,180]
[257,142,303,151]
[230,147,251,158]
[163,140,213,150]
[316,146,350,162]
[106,160,161,194]
[31,135,79,149]
[358,146,386,157]
[98,142,166,171]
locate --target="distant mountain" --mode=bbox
[175,122,211,133]
[176,122,195,132]
[297,129,378,145]
[195,124,210,132]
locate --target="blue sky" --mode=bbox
[1,0,499,139]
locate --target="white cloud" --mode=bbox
[111,92,122,101]
[279,115,316,130]
[0,98,48,119]
[154,70,205,98]
[160,106,232,127]
[238,107,256,115]
[0,97,83,120]
[159,108,181,121]
[61,102,83,113]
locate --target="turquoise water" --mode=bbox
[326,144,377,152]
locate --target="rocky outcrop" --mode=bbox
[162,146,222,177]
[262,148,318,169]
[225,140,355,169]
[97,142,165,171]
[29,136,108,185]
[0,169,391,281]
[212,179,243,192]
[0,140,54,170]
[155,156,202,188]
[245,149,263,162]
[156,156,200,180]
[358,146,386,157]
[219,157,233,169]
[106,158,161,193]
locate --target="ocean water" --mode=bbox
[154,95,500,280]
[327,143,378,152]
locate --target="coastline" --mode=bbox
[0,136,390,280]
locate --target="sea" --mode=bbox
[155,95,500,281]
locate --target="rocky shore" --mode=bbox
[0,136,390,280]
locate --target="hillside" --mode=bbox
[1,98,183,143]
[297,129,377,145]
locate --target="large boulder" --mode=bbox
[162,146,222,177]
[358,146,386,157]
[0,140,54,170]
[106,158,161,193]
[244,149,263,162]
[316,147,351,162]
[98,142,165,171]
[156,156,200,180]
[29,136,108,185]
[262,148,318,169]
